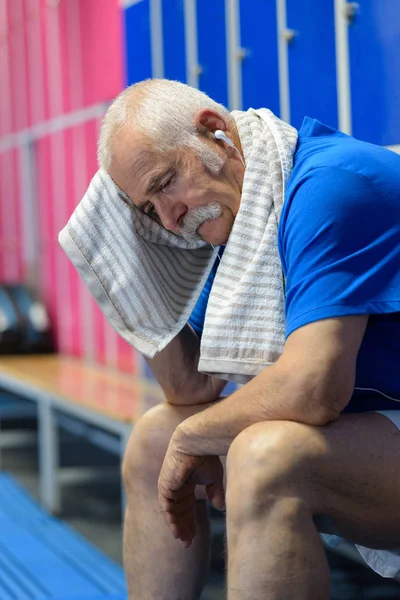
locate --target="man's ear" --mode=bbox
[194,108,228,136]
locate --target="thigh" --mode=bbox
[311,412,400,549]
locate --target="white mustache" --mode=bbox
[180,203,222,241]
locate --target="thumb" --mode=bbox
[206,480,226,512]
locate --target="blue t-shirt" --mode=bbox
[189,118,400,412]
[189,246,225,335]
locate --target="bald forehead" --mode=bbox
[111,125,152,167]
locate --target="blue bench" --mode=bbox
[0,473,127,600]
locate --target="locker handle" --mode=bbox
[235,47,250,61]
[190,64,203,77]
[281,29,298,44]
[344,2,360,24]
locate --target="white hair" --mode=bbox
[98,79,235,175]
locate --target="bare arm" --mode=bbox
[145,324,226,405]
[173,315,369,454]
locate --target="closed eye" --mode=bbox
[142,202,158,219]
[140,171,175,221]
[158,172,175,193]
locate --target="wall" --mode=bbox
[123,0,400,144]
[1,0,399,378]
[0,0,140,374]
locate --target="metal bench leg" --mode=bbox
[38,398,61,513]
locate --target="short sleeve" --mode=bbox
[280,166,400,338]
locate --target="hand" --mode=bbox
[158,440,225,548]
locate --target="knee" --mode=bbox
[122,402,181,495]
[226,421,322,517]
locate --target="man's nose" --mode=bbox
[155,199,187,233]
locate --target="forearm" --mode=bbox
[145,324,225,404]
[175,363,338,456]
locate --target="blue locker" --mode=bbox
[286,0,338,130]
[196,0,229,106]
[239,0,280,116]
[162,0,187,82]
[124,0,152,85]
[348,1,400,146]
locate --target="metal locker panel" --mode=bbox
[239,0,280,116]
[124,0,152,85]
[162,0,186,82]
[78,0,124,106]
[286,0,338,130]
[196,0,229,106]
[348,1,400,146]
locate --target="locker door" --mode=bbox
[286,0,338,130]
[124,0,152,85]
[162,0,186,82]
[196,0,228,106]
[239,0,280,115]
[348,1,400,145]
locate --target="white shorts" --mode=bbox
[375,409,400,431]
[322,410,400,579]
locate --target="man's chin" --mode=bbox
[198,228,229,246]
[198,221,229,245]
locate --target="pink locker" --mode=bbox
[0,149,23,282]
[79,0,124,106]
[8,0,29,133]
[35,134,58,347]
[24,0,46,127]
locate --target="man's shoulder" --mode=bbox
[291,127,400,196]
[281,162,396,251]
[286,163,376,212]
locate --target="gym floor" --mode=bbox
[2,426,400,600]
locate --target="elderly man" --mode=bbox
[60,78,400,599]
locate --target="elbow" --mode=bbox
[312,404,341,427]
[165,393,198,406]
[295,369,354,428]
[311,388,353,427]
[165,391,219,406]
[162,387,194,406]
[164,378,225,406]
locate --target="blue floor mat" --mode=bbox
[0,473,127,600]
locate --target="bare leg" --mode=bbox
[225,413,400,599]
[122,402,216,600]
[227,496,330,599]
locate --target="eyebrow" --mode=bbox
[137,168,171,208]
[146,172,165,195]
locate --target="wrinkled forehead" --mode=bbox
[109,128,172,200]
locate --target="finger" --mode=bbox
[158,450,199,495]
[166,500,196,532]
[206,481,226,512]
[159,493,196,533]
[178,517,197,548]
[162,511,185,541]
[159,492,196,516]
[165,503,197,545]
[163,507,195,542]
[158,481,195,502]
[168,516,196,548]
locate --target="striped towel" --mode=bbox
[59,108,298,383]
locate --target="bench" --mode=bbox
[0,391,37,449]
[0,355,163,514]
[0,472,127,599]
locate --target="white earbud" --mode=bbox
[214,130,245,167]
[214,129,235,148]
